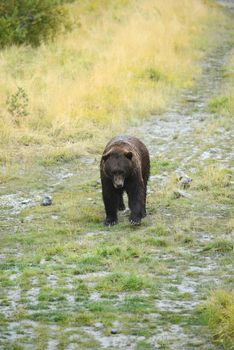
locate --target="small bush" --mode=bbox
[0,0,68,48]
[6,87,29,124]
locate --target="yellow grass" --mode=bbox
[0,0,225,156]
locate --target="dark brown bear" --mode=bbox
[100,135,150,226]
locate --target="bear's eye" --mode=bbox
[112,170,123,176]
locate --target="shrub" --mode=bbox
[6,87,29,124]
[0,0,68,48]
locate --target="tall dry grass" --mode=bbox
[0,0,226,156]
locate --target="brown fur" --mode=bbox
[100,135,150,225]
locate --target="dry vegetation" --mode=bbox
[0,0,225,159]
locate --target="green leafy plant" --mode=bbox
[6,87,29,124]
[0,0,68,48]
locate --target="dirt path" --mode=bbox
[0,2,233,350]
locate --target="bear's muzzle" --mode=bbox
[113,175,124,189]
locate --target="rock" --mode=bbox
[111,329,118,335]
[21,199,31,205]
[176,172,192,189]
[41,194,52,206]
[94,322,103,328]
[173,189,191,199]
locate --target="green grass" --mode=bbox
[96,273,151,292]
[151,159,179,175]
[203,240,233,253]
[200,290,234,349]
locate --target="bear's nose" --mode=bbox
[116,184,123,189]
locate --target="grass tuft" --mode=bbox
[203,240,233,253]
[200,290,234,349]
[96,272,150,292]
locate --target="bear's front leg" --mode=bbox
[118,190,126,211]
[102,179,119,226]
[126,182,145,225]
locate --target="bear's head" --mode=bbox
[102,150,133,189]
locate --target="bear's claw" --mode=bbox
[130,218,141,226]
[104,218,117,226]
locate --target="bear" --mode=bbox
[100,135,150,226]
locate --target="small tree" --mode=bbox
[0,0,68,48]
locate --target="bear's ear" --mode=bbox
[102,151,111,161]
[124,151,133,160]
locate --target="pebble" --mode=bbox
[41,194,52,206]
[178,176,192,189]
[21,199,31,204]
[111,329,118,335]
